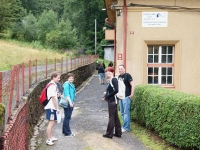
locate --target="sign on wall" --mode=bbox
[142,12,168,27]
[118,54,122,60]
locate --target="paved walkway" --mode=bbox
[36,72,148,150]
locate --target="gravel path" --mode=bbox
[36,73,148,150]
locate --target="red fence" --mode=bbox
[0,55,98,149]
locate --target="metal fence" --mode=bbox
[0,55,98,126]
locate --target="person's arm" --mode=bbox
[52,96,60,113]
[129,80,134,99]
[105,78,118,99]
[63,83,73,106]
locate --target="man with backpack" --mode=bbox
[44,72,60,146]
[118,65,134,132]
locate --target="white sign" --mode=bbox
[142,12,168,27]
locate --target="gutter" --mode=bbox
[105,18,116,76]
[123,0,127,69]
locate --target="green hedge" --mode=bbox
[131,85,200,149]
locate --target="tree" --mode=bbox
[37,10,57,43]
[0,0,23,32]
[46,19,78,49]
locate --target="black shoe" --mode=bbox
[113,134,121,138]
[103,134,112,139]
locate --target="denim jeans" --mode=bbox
[119,96,130,131]
[62,104,74,136]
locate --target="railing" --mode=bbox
[0,55,98,126]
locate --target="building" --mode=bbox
[104,0,200,95]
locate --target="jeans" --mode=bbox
[119,96,130,131]
[62,104,74,136]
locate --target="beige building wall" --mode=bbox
[115,0,200,95]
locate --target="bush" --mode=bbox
[131,85,200,149]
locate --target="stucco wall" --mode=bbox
[115,0,200,95]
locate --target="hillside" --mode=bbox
[0,40,65,71]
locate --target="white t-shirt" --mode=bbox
[44,81,58,110]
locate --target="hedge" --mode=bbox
[131,85,200,149]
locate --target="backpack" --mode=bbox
[110,75,126,100]
[39,83,54,106]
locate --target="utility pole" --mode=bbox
[95,19,97,55]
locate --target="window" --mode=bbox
[147,46,174,85]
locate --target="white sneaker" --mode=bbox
[65,133,75,137]
[122,128,127,133]
[51,137,58,142]
[46,139,54,146]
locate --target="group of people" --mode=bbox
[44,72,76,146]
[44,63,134,146]
[97,61,114,85]
[102,64,134,138]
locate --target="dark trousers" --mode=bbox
[106,101,122,137]
[62,104,74,136]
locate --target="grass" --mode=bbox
[118,111,179,150]
[0,39,65,71]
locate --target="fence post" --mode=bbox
[22,62,25,95]
[0,72,2,103]
[70,57,72,70]
[46,58,48,79]
[61,57,63,74]
[8,66,15,123]
[16,66,20,107]
[28,60,31,88]
[54,58,56,71]
[66,57,68,72]
[35,59,37,83]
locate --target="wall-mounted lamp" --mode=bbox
[117,10,122,16]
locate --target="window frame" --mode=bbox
[147,45,174,86]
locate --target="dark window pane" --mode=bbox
[168,46,173,54]
[161,76,166,84]
[154,67,159,74]
[154,46,159,54]
[168,68,172,75]
[167,76,172,84]
[148,46,153,54]
[167,55,173,63]
[148,55,153,63]
[162,46,167,54]
[154,76,158,84]
[148,76,153,84]
[162,55,167,63]
[162,68,166,75]
[148,67,153,75]
[154,55,159,63]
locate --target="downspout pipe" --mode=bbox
[105,18,116,76]
[123,0,127,70]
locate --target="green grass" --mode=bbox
[118,111,179,150]
[0,39,67,71]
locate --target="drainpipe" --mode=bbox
[123,0,127,70]
[105,18,116,76]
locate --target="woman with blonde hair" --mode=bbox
[102,71,122,138]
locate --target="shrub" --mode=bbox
[131,85,200,149]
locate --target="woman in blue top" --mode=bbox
[62,73,76,137]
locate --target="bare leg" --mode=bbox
[46,120,55,140]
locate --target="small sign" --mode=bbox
[118,54,122,60]
[142,12,168,27]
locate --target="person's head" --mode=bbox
[118,65,125,75]
[108,64,112,67]
[100,63,103,67]
[51,72,60,83]
[106,71,113,81]
[66,73,74,83]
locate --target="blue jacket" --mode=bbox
[63,81,76,103]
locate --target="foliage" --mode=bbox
[0,0,23,32]
[46,20,78,50]
[37,10,57,43]
[131,85,200,149]
[10,13,37,41]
